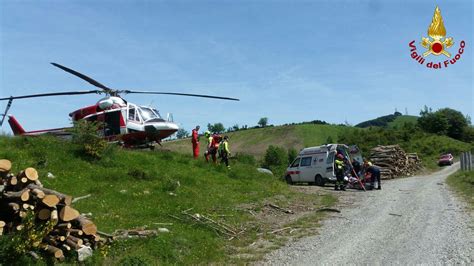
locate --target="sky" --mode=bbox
[0,0,472,135]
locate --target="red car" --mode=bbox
[438,154,454,166]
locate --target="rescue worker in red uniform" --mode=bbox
[191,125,200,159]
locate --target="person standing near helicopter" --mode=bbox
[191,125,200,159]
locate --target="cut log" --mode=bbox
[0,220,5,235]
[27,184,72,205]
[20,177,28,183]
[10,176,18,186]
[50,209,59,224]
[67,235,83,245]
[19,211,27,218]
[73,216,97,235]
[22,203,34,211]
[0,159,12,173]
[19,167,39,181]
[3,188,30,201]
[42,194,60,207]
[38,209,52,220]
[68,228,84,236]
[43,244,64,259]
[66,239,81,250]
[59,206,80,221]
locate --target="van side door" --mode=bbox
[325,151,336,180]
[298,156,314,182]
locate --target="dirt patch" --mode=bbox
[228,185,338,263]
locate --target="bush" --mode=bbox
[262,145,288,176]
[287,148,298,165]
[70,120,110,159]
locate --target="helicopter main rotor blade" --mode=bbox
[0,90,102,101]
[122,90,240,101]
[51,63,113,93]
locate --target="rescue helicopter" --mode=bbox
[0,63,239,147]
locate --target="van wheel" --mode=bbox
[285,175,293,185]
[315,175,325,186]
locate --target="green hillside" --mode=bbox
[164,124,348,158]
[387,115,418,128]
[0,136,334,264]
[165,122,472,170]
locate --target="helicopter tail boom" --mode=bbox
[8,115,26,135]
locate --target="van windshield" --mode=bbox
[291,158,301,167]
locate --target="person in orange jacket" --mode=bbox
[191,125,200,159]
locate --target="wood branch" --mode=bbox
[59,206,80,222]
[0,220,5,236]
[19,167,39,181]
[56,223,72,229]
[42,194,60,207]
[20,177,28,184]
[73,216,97,235]
[28,251,40,260]
[71,194,91,204]
[8,202,20,212]
[31,188,45,199]
[3,188,30,201]
[27,184,72,205]
[266,203,294,214]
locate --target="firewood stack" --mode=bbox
[369,145,422,179]
[0,159,101,261]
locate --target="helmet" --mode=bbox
[337,154,344,159]
[204,131,211,137]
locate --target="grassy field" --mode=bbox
[163,124,348,159]
[0,136,335,264]
[446,170,474,208]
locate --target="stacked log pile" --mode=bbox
[369,145,422,179]
[0,159,102,261]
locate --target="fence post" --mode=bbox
[460,152,466,171]
[468,152,472,171]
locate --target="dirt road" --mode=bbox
[261,163,473,265]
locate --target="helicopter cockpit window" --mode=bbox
[128,108,136,120]
[139,107,160,121]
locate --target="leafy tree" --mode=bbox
[258,117,268,127]
[437,108,469,140]
[232,124,239,131]
[418,107,468,140]
[207,122,225,133]
[176,128,189,139]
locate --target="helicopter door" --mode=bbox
[126,104,143,132]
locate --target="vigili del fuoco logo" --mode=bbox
[408,6,466,69]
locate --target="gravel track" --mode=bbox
[261,163,473,265]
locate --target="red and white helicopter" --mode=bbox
[0,63,239,147]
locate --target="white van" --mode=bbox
[285,144,362,186]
